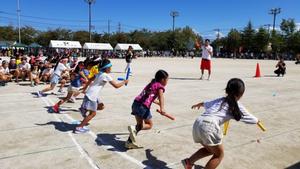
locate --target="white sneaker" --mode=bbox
[74,127,89,134]
[128,125,137,143]
[125,140,142,149]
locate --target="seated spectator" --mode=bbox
[30,63,41,87]
[8,58,19,82]
[40,64,53,83]
[274,57,286,77]
[18,57,31,81]
[0,60,12,82]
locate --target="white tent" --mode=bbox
[49,40,82,49]
[114,43,143,51]
[83,43,113,50]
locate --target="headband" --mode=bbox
[100,63,112,71]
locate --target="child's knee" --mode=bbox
[89,111,96,117]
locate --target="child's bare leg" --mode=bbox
[78,111,96,127]
[142,119,153,130]
[134,116,144,133]
[59,79,66,90]
[188,146,213,165]
[205,144,224,169]
[42,83,55,93]
[57,91,73,106]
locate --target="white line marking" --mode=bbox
[46,97,149,168]
[40,96,100,169]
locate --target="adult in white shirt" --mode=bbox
[200,39,213,80]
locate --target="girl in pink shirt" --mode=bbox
[126,70,169,149]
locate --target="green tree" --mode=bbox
[241,21,256,52]
[253,27,269,53]
[0,25,17,41]
[280,19,296,37]
[20,26,39,45]
[226,29,241,53]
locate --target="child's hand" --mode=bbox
[191,103,202,109]
[124,79,129,85]
[158,108,166,115]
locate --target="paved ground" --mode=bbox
[0,57,299,169]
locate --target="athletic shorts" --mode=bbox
[200,59,211,71]
[131,101,152,120]
[80,96,103,112]
[50,74,60,85]
[192,116,222,146]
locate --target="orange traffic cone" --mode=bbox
[254,63,261,78]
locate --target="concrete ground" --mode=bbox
[0,57,299,169]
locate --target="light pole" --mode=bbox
[84,0,96,42]
[170,11,179,32]
[269,8,281,33]
[17,0,21,43]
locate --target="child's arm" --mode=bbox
[192,102,204,109]
[109,80,129,89]
[79,71,88,82]
[157,89,166,115]
[81,76,95,93]
[239,104,259,124]
[153,99,160,105]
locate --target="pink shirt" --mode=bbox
[135,82,165,108]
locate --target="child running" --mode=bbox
[37,57,69,97]
[75,59,128,134]
[51,61,87,113]
[182,78,261,169]
[126,70,169,149]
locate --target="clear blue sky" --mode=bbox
[0,0,299,38]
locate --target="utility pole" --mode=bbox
[118,22,121,33]
[170,11,179,32]
[107,20,110,35]
[84,0,96,42]
[17,0,21,43]
[269,8,281,33]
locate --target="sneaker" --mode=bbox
[128,125,137,143]
[125,140,141,149]
[79,107,87,118]
[74,127,89,134]
[52,104,60,113]
[181,159,193,169]
[37,91,45,97]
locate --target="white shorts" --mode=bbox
[67,86,81,92]
[192,116,222,146]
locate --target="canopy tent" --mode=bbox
[49,40,82,48]
[29,42,42,48]
[114,43,143,51]
[83,43,113,50]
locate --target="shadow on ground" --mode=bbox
[95,133,129,152]
[170,77,200,81]
[286,161,300,169]
[35,121,76,132]
[143,149,171,169]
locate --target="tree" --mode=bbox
[73,31,89,45]
[20,26,39,45]
[241,21,256,52]
[253,27,269,53]
[0,25,17,41]
[226,29,241,54]
[280,19,296,37]
[270,30,285,54]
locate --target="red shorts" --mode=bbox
[200,59,211,71]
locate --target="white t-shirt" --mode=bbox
[53,63,67,77]
[0,67,9,74]
[42,68,54,75]
[199,97,258,125]
[201,45,213,60]
[85,73,113,101]
[19,63,31,71]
